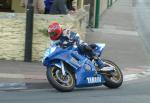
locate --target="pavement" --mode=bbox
[0,60,50,90]
[86,0,150,67]
[0,0,150,91]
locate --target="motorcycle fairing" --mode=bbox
[44,49,105,87]
[75,59,105,87]
[43,44,106,87]
[95,43,106,56]
[43,47,86,70]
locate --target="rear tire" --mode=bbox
[46,65,75,92]
[102,59,123,88]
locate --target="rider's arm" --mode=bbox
[62,29,86,47]
[69,31,81,46]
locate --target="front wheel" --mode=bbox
[102,59,123,88]
[46,65,75,92]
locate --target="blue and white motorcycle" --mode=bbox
[42,43,123,92]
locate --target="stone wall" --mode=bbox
[0,9,88,61]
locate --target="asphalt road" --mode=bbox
[0,0,150,102]
[0,76,150,103]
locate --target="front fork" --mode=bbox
[60,61,66,76]
[55,61,66,76]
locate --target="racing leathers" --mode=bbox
[50,29,106,69]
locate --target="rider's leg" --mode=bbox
[90,51,114,72]
[93,56,105,68]
[78,44,114,72]
[93,57,114,72]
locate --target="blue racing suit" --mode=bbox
[51,29,105,68]
[51,29,81,47]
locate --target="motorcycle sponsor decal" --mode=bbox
[87,77,101,84]
[63,54,68,58]
[70,58,81,67]
[85,64,91,71]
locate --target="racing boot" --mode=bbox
[93,56,114,72]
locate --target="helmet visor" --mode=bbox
[49,31,56,37]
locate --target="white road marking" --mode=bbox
[124,74,138,81]
[0,69,150,81]
[0,73,24,79]
[0,73,46,80]
[0,69,150,90]
[124,69,150,81]
[0,83,27,90]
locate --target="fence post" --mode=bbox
[95,0,100,28]
[24,0,34,62]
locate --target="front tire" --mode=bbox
[46,65,75,92]
[102,59,123,88]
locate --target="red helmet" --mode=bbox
[48,22,63,40]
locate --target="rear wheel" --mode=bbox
[46,65,75,92]
[102,59,123,88]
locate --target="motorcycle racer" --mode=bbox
[47,22,113,72]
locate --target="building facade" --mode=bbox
[0,0,117,13]
[0,0,117,61]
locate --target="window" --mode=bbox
[0,0,13,12]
